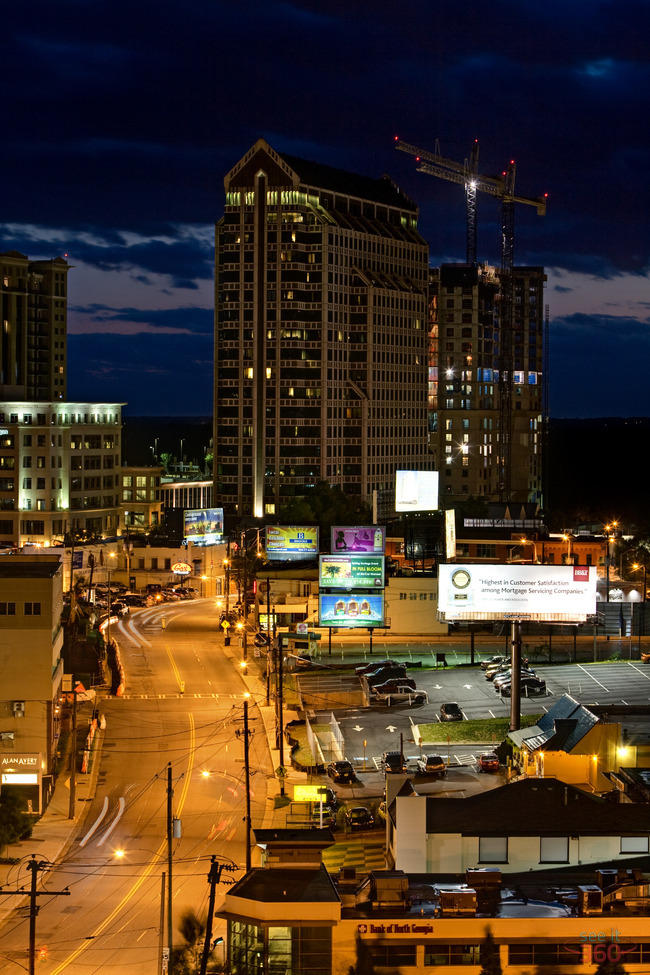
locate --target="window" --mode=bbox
[479,836,508,863]
[425,944,481,966]
[508,944,583,966]
[24,602,42,616]
[22,456,32,468]
[369,945,417,967]
[23,435,32,447]
[540,836,569,862]
[621,836,649,853]
[0,602,17,615]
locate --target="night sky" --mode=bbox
[2,0,650,417]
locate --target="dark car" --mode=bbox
[365,665,407,687]
[371,677,416,694]
[416,755,447,778]
[311,807,337,830]
[327,761,355,784]
[499,676,547,697]
[122,593,147,607]
[478,752,500,773]
[382,751,407,774]
[345,806,374,831]
[440,702,464,721]
[355,659,396,676]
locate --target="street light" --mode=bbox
[631,562,647,655]
[561,533,572,565]
[518,537,538,563]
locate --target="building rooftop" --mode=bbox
[0,557,61,579]
[424,777,650,836]
[229,864,340,904]
[278,151,418,212]
[508,694,598,753]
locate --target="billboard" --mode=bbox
[266,525,319,561]
[395,470,439,512]
[445,509,456,560]
[183,508,224,546]
[331,526,386,554]
[438,564,598,622]
[319,593,385,628]
[319,554,384,590]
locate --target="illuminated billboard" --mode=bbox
[331,526,385,554]
[183,508,224,547]
[266,525,319,561]
[319,593,385,628]
[445,509,456,560]
[319,554,384,590]
[438,564,598,622]
[395,470,439,512]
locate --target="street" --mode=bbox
[0,599,270,974]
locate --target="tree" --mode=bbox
[279,481,372,540]
[170,908,215,974]
[593,942,628,974]
[0,791,33,852]
[479,928,502,975]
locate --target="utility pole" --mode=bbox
[68,679,77,819]
[166,762,173,960]
[237,699,253,871]
[199,857,223,975]
[0,856,70,974]
[158,871,166,975]
[277,637,285,796]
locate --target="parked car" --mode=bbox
[382,751,407,774]
[327,761,355,784]
[110,601,129,617]
[345,806,374,831]
[355,659,396,676]
[440,702,464,722]
[371,677,416,694]
[122,593,147,607]
[376,800,387,824]
[478,752,500,773]
[480,655,508,671]
[365,664,407,687]
[499,676,547,697]
[373,685,428,706]
[493,668,536,690]
[485,662,511,681]
[319,786,339,809]
[311,807,337,830]
[416,755,447,778]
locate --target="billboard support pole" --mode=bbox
[509,621,522,732]
[328,627,332,656]
[369,627,373,655]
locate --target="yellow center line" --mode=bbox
[52,713,196,973]
[165,644,184,692]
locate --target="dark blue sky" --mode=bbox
[2,0,650,416]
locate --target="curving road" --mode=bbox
[0,599,270,974]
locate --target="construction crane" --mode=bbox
[394,135,547,500]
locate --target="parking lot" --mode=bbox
[311,660,650,783]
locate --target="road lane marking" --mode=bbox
[577,664,609,692]
[52,713,196,974]
[165,645,184,692]
[627,661,650,681]
[79,796,109,847]
[96,797,126,847]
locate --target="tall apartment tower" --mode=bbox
[214,139,430,519]
[1,251,69,401]
[429,263,546,504]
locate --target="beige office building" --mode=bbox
[0,555,64,812]
[0,401,123,547]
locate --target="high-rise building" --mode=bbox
[1,251,69,401]
[428,263,546,504]
[0,401,122,547]
[214,139,431,519]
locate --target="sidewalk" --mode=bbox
[0,719,105,925]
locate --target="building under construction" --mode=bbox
[395,137,548,507]
[428,262,546,504]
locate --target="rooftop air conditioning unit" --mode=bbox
[439,888,477,916]
[12,701,25,718]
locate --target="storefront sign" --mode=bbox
[357,922,435,935]
[171,561,192,576]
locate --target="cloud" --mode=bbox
[69,304,212,335]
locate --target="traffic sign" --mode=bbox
[221,620,230,630]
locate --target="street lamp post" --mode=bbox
[562,533,573,565]
[632,562,647,655]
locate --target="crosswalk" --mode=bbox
[118,692,243,700]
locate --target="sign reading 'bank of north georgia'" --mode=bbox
[438,564,597,623]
